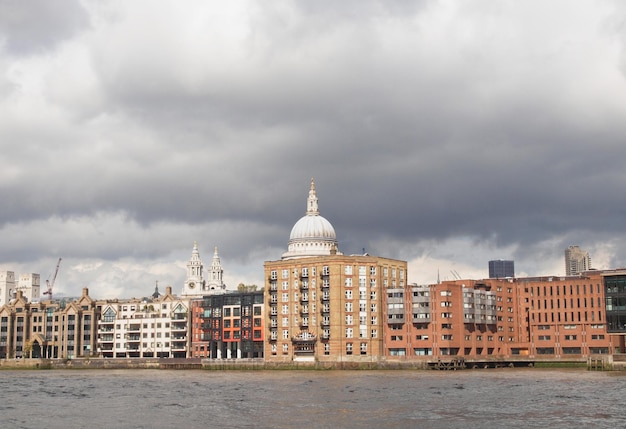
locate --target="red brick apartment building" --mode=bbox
[383,272,614,361]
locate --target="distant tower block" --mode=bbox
[488,260,514,278]
[565,246,591,276]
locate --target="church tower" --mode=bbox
[182,241,205,296]
[205,246,226,293]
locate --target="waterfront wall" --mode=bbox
[0,355,622,370]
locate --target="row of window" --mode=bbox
[536,334,605,341]
[532,310,602,323]
[536,324,605,330]
[533,297,601,310]
[270,266,406,280]
[530,284,602,297]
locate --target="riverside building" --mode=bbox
[190,290,265,359]
[0,288,98,359]
[264,180,407,363]
[97,286,190,358]
[384,272,614,362]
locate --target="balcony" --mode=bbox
[321,294,330,302]
[171,323,187,332]
[291,331,316,344]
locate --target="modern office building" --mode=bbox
[190,291,265,359]
[488,260,514,278]
[601,269,626,353]
[565,245,591,276]
[264,179,407,363]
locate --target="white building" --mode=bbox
[181,242,226,297]
[0,271,40,306]
[17,273,40,303]
[97,287,190,358]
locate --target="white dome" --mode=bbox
[282,179,341,259]
[289,215,336,242]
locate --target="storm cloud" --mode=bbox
[1,0,625,298]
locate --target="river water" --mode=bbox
[0,368,624,429]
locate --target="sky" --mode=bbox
[1,0,626,299]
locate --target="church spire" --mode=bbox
[307,178,319,216]
[207,245,225,292]
[211,246,221,268]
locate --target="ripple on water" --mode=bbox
[0,369,625,429]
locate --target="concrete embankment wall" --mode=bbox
[0,357,618,370]
[0,358,429,370]
[0,358,178,370]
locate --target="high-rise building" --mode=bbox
[264,179,407,363]
[488,260,514,278]
[565,245,591,276]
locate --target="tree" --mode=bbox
[237,283,258,292]
[23,340,33,359]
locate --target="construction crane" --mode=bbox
[44,258,62,301]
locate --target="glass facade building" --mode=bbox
[488,260,514,278]
[605,274,626,333]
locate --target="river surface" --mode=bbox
[0,368,624,429]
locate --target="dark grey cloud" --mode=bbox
[1,1,625,297]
